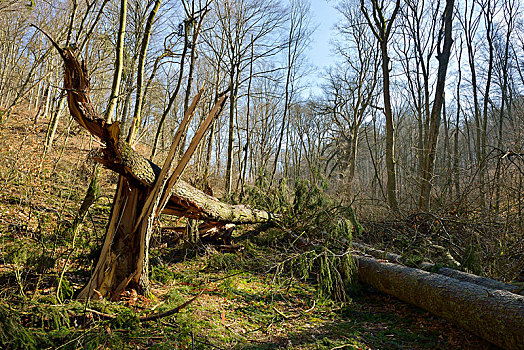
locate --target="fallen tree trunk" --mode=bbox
[353,242,522,294]
[91,146,274,224]
[354,255,524,350]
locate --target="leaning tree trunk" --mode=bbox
[354,255,524,350]
[38,36,276,300]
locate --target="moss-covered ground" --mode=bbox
[0,109,501,349]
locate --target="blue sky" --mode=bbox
[308,0,340,69]
[305,0,341,96]
[300,0,340,96]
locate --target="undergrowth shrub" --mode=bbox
[206,252,244,271]
[55,277,75,301]
[0,303,37,350]
[0,295,150,350]
[244,173,362,301]
[151,264,175,284]
[360,213,522,280]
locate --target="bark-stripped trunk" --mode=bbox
[79,178,153,299]
[355,255,524,350]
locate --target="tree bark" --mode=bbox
[354,255,524,350]
[352,242,522,294]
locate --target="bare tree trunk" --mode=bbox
[481,0,495,212]
[178,3,209,156]
[495,0,515,213]
[348,120,360,182]
[380,30,399,212]
[44,94,67,152]
[271,16,295,184]
[454,38,462,203]
[225,63,238,194]
[240,39,254,195]
[360,0,401,213]
[353,242,521,293]
[127,0,162,144]
[462,1,482,207]
[151,42,188,160]
[419,0,454,210]
[105,0,128,123]
[442,101,452,201]
[76,0,130,250]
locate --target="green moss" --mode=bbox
[207,252,243,271]
[151,264,175,285]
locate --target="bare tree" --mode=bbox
[105,0,128,123]
[326,3,379,182]
[419,0,455,210]
[271,0,312,183]
[127,0,162,144]
[360,0,401,212]
[494,0,517,212]
[214,0,287,194]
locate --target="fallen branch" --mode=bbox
[140,292,202,322]
[83,292,202,322]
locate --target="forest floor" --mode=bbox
[0,109,503,349]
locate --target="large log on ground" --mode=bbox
[352,242,522,294]
[354,255,524,350]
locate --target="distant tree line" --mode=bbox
[0,0,523,229]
